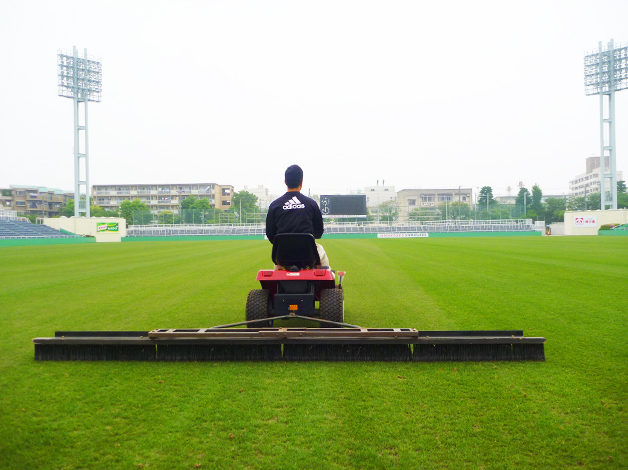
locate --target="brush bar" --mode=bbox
[33,330,545,362]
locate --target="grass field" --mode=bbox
[0,237,626,469]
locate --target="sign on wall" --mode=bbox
[97,223,119,232]
[377,233,428,239]
[574,216,597,227]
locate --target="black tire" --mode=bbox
[245,289,272,328]
[319,288,344,327]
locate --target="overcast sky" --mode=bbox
[1,0,627,198]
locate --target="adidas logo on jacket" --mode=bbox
[283,196,306,210]
[265,191,325,244]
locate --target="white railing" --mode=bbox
[127,219,539,237]
[0,210,19,221]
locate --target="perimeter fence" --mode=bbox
[127,219,540,237]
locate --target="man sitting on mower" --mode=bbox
[266,164,330,268]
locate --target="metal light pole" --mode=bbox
[458,186,461,219]
[58,47,102,217]
[584,39,627,210]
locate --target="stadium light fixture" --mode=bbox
[58,46,102,217]
[584,39,627,210]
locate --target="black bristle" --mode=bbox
[283,343,411,361]
[412,343,545,362]
[34,344,156,361]
[156,344,282,361]
[512,343,545,361]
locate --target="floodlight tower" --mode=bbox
[584,39,628,210]
[57,47,102,217]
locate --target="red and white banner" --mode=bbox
[574,215,597,227]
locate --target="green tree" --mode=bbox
[587,192,601,210]
[57,199,115,218]
[515,187,531,214]
[230,191,258,215]
[618,180,626,193]
[91,205,119,218]
[478,186,495,208]
[531,185,543,215]
[436,201,470,220]
[544,198,567,224]
[180,196,213,223]
[377,200,398,222]
[59,200,75,217]
[568,196,586,211]
[158,210,175,224]
[193,198,211,210]
[120,199,151,225]
[181,196,197,210]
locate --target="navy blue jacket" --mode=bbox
[265,192,324,244]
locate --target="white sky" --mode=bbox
[1,0,627,198]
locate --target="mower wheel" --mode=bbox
[246,289,273,328]
[319,288,344,327]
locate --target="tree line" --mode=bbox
[375,182,628,224]
[51,182,628,226]
[56,191,260,225]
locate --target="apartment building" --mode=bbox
[569,157,623,197]
[243,185,272,210]
[397,188,473,220]
[91,183,234,214]
[0,185,74,218]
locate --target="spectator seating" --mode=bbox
[0,220,77,239]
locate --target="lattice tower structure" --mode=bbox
[58,47,102,217]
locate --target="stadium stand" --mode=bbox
[0,220,78,239]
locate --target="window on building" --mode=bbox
[16,201,25,206]
[407,199,416,206]
[370,189,375,192]
[421,194,434,203]
[438,194,452,202]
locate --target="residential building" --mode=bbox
[397,188,473,221]
[569,157,623,197]
[0,185,74,218]
[363,184,396,208]
[91,183,234,214]
[243,185,272,210]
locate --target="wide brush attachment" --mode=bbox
[413,331,545,362]
[33,328,545,362]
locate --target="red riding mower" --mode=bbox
[245,233,346,328]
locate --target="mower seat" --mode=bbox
[272,233,321,269]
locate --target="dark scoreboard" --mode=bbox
[319,195,367,218]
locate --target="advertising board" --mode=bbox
[573,216,597,227]
[97,223,119,232]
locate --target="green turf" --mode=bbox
[0,237,626,469]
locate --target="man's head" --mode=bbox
[285,165,303,190]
